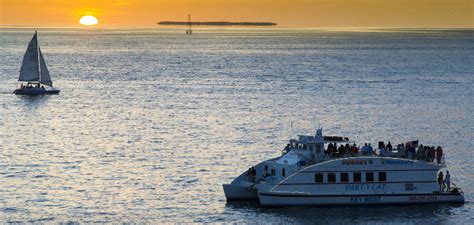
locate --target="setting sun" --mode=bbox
[79,15,99,26]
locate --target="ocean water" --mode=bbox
[0,28,473,223]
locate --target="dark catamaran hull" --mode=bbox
[14,88,60,95]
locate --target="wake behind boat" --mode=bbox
[13,31,60,95]
[223,128,464,206]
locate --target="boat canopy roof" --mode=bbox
[290,135,349,145]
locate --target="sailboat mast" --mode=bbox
[36,31,41,84]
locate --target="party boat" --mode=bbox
[13,31,60,95]
[223,128,464,206]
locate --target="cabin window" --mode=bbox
[366,172,374,182]
[353,172,361,183]
[314,173,323,183]
[264,165,268,172]
[328,173,336,183]
[340,173,349,183]
[378,172,387,182]
[271,168,275,176]
[405,183,414,191]
[282,168,286,177]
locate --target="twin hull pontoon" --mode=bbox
[223,129,464,206]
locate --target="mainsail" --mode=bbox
[18,32,54,87]
[39,48,52,86]
[19,32,39,82]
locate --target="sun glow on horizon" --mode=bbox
[79,15,99,26]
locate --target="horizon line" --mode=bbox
[1,25,473,30]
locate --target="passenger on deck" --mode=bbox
[430,147,436,162]
[379,146,388,156]
[333,143,337,155]
[445,171,451,192]
[397,144,406,158]
[361,143,371,155]
[416,144,424,160]
[386,142,393,152]
[436,146,443,164]
[337,145,344,156]
[437,172,444,192]
[407,145,416,159]
[424,146,431,161]
[379,142,386,150]
[368,143,373,155]
[327,143,334,155]
[351,143,359,154]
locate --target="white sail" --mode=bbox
[19,32,40,82]
[39,48,53,86]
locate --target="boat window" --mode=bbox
[264,165,268,172]
[353,172,361,183]
[282,168,286,177]
[366,172,374,182]
[314,173,323,183]
[405,183,414,191]
[271,168,275,176]
[328,173,336,183]
[340,173,349,183]
[379,172,387,182]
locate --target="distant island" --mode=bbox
[158,21,277,26]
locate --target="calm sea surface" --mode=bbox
[0,28,473,223]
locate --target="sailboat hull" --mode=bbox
[14,87,60,95]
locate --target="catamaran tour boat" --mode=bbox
[13,31,60,95]
[223,128,464,206]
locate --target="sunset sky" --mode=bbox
[0,0,472,28]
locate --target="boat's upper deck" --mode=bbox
[282,134,446,167]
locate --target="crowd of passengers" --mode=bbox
[325,141,444,164]
[20,83,45,89]
[286,141,444,164]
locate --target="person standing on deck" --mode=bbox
[445,171,451,192]
[437,172,444,192]
[416,144,424,160]
[397,144,406,158]
[436,146,443,164]
[430,147,436,162]
[368,143,374,155]
[386,141,393,152]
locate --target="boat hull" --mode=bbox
[223,184,258,200]
[258,192,465,207]
[14,88,60,95]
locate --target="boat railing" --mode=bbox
[325,151,447,166]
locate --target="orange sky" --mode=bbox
[0,0,472,28]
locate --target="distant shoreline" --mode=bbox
[158,21,277,26]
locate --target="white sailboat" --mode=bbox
[13,31,60,95]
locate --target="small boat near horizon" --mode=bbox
[13,31,60,95]
[223,128,465,206]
